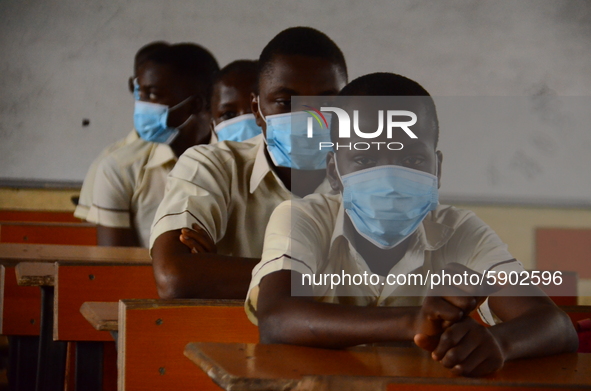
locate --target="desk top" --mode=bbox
[184,342,591,391]
[0,243,149,267]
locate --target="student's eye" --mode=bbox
[353,156,376,167]
[275,99,291,109]
[219,111,237,121]
[149,92,158,101]
[402,156,425,167]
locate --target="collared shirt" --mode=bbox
[74,130,139,220]
[150,134,331,257]
[87,135,195,248]
[246,192,525,325]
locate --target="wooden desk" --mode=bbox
[185,342,591,391]
[2,244,150,391]
[80,302,118,332]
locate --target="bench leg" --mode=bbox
[35,287,67,391]
[7,336,38,391]
[75,342,103,391]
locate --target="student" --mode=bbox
[246,73,578,377]
[211,60,261,142]
[86,43,219,247]
[74,41,168,220]
[150,27,348,299]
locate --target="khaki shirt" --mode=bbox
[74,130,138,219]
[150,134,330,257]
[87,138,178,247]
[246,193,525,326]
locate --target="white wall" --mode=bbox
[0,0,590,204]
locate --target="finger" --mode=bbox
[414,333,440,352]
[432,321,471,362]
[189,224,217,253]
[179,233,207,253]
[449,346,489,377]
[422,297,465,327]
[441,295,478,314]
[181,227,216,253]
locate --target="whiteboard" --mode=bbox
[0,0,590,206]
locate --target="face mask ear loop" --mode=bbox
[333,153,345,191]
[257,96,268,123]
[257,96,269,146]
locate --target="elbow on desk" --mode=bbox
[152,260,204,299]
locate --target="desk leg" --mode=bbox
[35,287,66,391]
[74,342,103,391]
[7,336,38,391]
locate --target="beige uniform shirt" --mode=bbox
[150,134,329,257]
[88,135,205,248]
[74,130,138,219]
[246,193,525,326]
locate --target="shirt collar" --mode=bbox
[145,130,217,170]
[249,134,286,194]
[145,143,177,169]
[330,199,454,253]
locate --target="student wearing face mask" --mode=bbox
[150,27,348,299]
[246,73,578,378]
[210,60,261,142]
[74,41,168,221]
[86,43,219,247]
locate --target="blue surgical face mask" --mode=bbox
[214,113,262,142]
[133,78,140,101]
[336,157,439,249]
[258,97,332,170]
[133,97,193,144]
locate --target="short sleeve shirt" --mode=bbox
[150,135,332,258]
[87,137,179,247]
[246,193,525,326]
[74,130,138,220]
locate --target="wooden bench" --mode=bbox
[118,299,258,391]
[0,210,82,223]
[185,342,591,391]
[0,221,97,245]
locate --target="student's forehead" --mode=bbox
[137,62,180,86]
[259,54,345,93]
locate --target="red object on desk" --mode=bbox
[577,318,591,353]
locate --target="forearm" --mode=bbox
[154,251,259,299]
[259,296,418,349]
[489,302,578,361]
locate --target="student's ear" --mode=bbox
[190,95,206,115]
[128,77,134,94]
[436,150,443,189]
[326,152,343,192]
[251,93,265,129]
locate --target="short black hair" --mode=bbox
[214,60,258,85]
[134,41,169,75]
[335,72,439,146]
[257,27,347,90]
[140,43,220,108]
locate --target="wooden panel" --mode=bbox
[0,265,41,335]
[119,299,258,391]
[55,265,158,341]
[0,222,97,245]
[536,228,591,279]
[0,210,81,223]
[80,302,118,331]
[0,243,149,266]
[185,342,591,391]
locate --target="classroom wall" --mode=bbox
[1,0,591,207]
